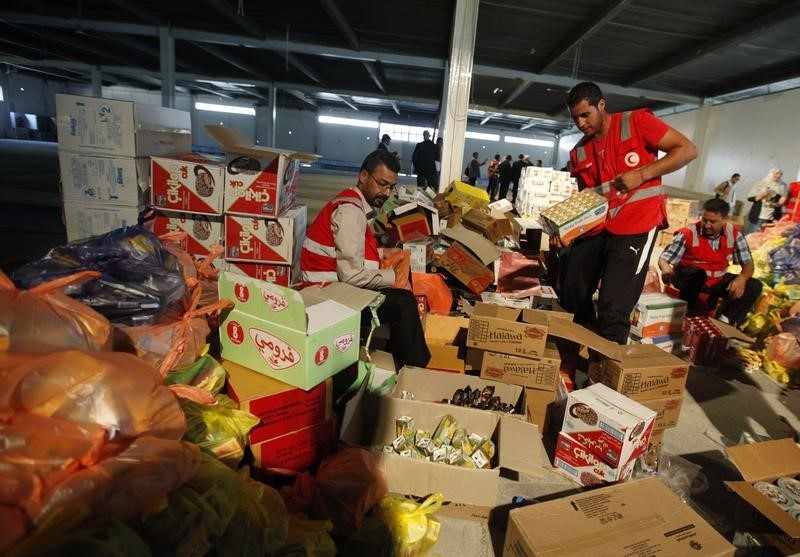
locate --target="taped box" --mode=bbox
[467,303,549,360]
[224,261,295,287]
[588,343,689,400]
[151,153,226,215]
[59,151,146,207]
[151,210,223,258]
[539,188,608,244]
[629,293,687,338]
[63,201,139,242]
[553,431,635,486]
[251,419,334,473]
[443,180,490,211]
[561,383,656,468]
[224,205,307,265]
[479,344,560,392]
[503,477,735,557]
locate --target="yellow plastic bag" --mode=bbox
[283,516,336,557]
[181,395,260,468]
[378,493,443,557]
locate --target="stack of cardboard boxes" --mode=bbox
[658,197,700,248]
[55,94,191,241]
[515,166,578,219]
[628,292,688,353]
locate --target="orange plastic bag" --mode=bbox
[0,270,112,352]
[766,332,800,369]
[380,249,411,289]
[642,265,663,294]
[114,284,233,377]
[411,273,453,314]
[196,244,225,308]
[0,350,186,439]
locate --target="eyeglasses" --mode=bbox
[367,172,396,192]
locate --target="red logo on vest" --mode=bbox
[624,151,640,167]
[234,283,249,303]
[226,321,244,344]
[314,345,330,365]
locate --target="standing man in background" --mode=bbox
[497,155,513,201]
[467,152,488,186]
[486,154,500,200]
[559,82,697,344]
[300,150,431,369]
[510,154,525,204]
[714,173,740,204]
[412,130,438,189]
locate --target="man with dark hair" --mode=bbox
[714,173,740,203]
[510,154,525,204]
[659,198,761,325]
[467,151,487,186]
[486,154,501,200]
[559,81,697,343]
[377,134,392,151]
[412,130,438,188]
[300,149,430,368]
[497,155,513,200]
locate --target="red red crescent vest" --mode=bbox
[678,222,737,286]
[300,187,381,285]
[785,181,800,223]
[570,110,667,235]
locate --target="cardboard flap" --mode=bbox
[524,309,623,361]
[393,366,523,406]
[218,271,307,330]
[300,282,381,312]
[726,481,800,538]
[133,103,191,134]
[473,301,521,321]
[725,438,800,481]
[498,415,542,477]
[306,300,358,333]
[442,225,501,265]
[711,317,756,344]
[204,124,318,161]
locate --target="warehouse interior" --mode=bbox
[2,1,800,556]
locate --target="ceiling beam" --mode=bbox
[390,100,400,115]
[286,89,318,107]
[626,1,800,85]
[278,52,326,86]
[500,80,533,108]
[319,0,360,50]
[191,42,265,77]
[363,61,386,93]
[474,63,702,106]
[107,0,165,25]
[183,82,233,98]
[200,0,265,39]
[1,59,85,82]
[480,114,493,125]
[336,95,359,111]
[537,0,634,73]
[519,121,536,131]
[4,23,136,67]
[705,56,800,98]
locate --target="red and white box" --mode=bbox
[553,431,636,486]
[561,383,656,468]
[224,205,307,264]
[682,316,726,365]
[224,261,295,287]
[151,210,223,257]
[151,153,226,215]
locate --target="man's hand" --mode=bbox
[382,247,403,260]
[727,275,747,299]
[658,260,674,286]
[549,233,567,249]
[613,168,646,193]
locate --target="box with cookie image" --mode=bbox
[561,383,656,469]
[224,205,307,265]
[151,209,223,257]
[151,152,226,215]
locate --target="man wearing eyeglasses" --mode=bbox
[300,149,431,368]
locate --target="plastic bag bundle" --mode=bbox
[0,270,112,352]
[0,350,186,439]
[163,352,226,395]
[381,249,412,289]
[411,273,453,314]
[31,436,199,525]
[282,516,336,557]
[377,493,443,557]
[195,244,224,308]
[750,236,787,284]
[11,226,186,325]
[181,395,260,468]
[769,236,800,284]
[765,331,800,370]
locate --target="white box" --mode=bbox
[561,383,656,468]
[63,201,139,242]
[59,151,144,206]
[151,153,226,215]
[554,431,636,486]
[629,293,687,338]
[55,94,191,157]
[224,205,307,265]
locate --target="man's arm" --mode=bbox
[658,232,687,285]
[331,204,395,289]
[616,119,698,193]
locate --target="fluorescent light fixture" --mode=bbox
[318,115,379,128]
[504,135,554,147]
[0,86,4,102]
[301,163,313,168]
[465,131,500,141]
[195,102,255,115]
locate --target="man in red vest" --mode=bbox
[558,82,697,344]
[300,150,430,369]
[784,180,800,223]
[658,198,761,325]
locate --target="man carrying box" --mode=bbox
[300,150,430,369]
[557,82,697,344]
[659,198,761,325]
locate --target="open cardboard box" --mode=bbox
[725,438,800,553]
[151,152,227,215]
[588,343,689,400]
[479,343,561,391]
[462,208,518,243]
[503,477,735,557]
[205,125,317,218]
[218,272,377,390]
[438,225,501,294]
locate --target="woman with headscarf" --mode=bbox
[746,166,787,234]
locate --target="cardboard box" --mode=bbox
[629,293,687,338]
[467,303,549,359]
[223,359,332,445]
[479,345,560,392]
[59,152,145,206]
[503,477,735,557]
[218,272,373,390]
[55,94,191,157]
[224,205,307,264]
[348,395,541,507]
[63,201,139,242]
[628,331,684,354]
[462,209,516,243]
[561,383,656,468]
[151,153,226,215]
[438,242,494,294]
[725,438,800,554]
[204,125,316,218]
[539,189,608,244]
[151,210,223,258]
[524,387,558,435]
[665,198,700,230]
[657,229,675,248]
[388,209,432,243]
[224,261,295,286]
[251,419,334,473]
[638,395,683,430]
[424,314,470,346]
[393,366,523,411]
[426,345,465,374]
[443,180,490,211]
[682,316,754,366]
[588,343,690,400]
[553,431,635,486]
